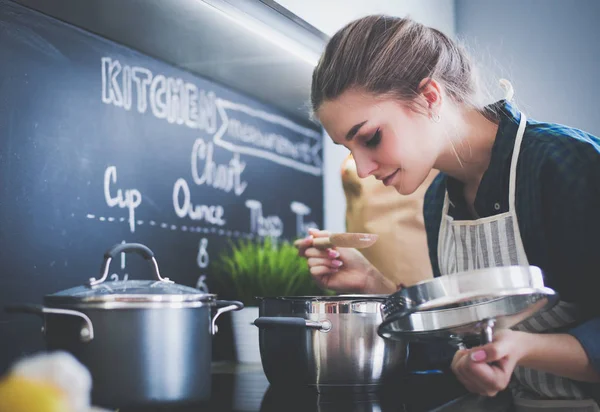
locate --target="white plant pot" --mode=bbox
[230,306,262,364]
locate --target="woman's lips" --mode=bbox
[382,169,399,186]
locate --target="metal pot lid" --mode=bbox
[256,294,388,301]
[46,243,215,305]
[256,294,387,314]
[377,265,560,344]
[45,280,215,305]
[378,287,558,344]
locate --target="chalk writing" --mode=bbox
[103,166,141,233]
[213,98,322,175]
[101,57,322,175]
[173,178,226,226]
[191,138,247,196]
[290,201,318,238]
[101,57,217,133]
[197,238,209,269]
[245,200,283,238]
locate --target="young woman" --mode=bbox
[296,15,600,411]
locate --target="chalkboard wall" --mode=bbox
[0,0,323,372]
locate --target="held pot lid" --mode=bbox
[377,265,560,344]
[45,243,215,306]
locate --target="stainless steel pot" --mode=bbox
[5,243,243,408]
[253,295,407,393]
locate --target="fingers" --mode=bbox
[451,344,513,397]
[305,247,338,259]
[452,350,485,394]
[466,361,502,396]
[293,237,311,248]
[454,354,494,395]
[295,228,350,291]
[309,265,339,277]
[294,228,332,257]
[307,257,343,269]
[294,236,313,257]
[470,338,509,364]
[472,358,511,396]
[305,247,342,278]
[308,228,331,238]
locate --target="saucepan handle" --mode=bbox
[5,304,94,343]
[253,317,332,332]
[211,300,244,335]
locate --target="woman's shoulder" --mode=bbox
[521,119,600,194]
[523,120,600,166]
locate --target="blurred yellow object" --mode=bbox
[0,375,70,412]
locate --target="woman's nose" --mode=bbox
[353,154,377,179]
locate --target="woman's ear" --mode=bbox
[417,78,443,113]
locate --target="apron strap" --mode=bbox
[437,191,451,272]
[508,113,528,212]
[508,112,528,265]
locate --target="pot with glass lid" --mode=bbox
[5,243,243,408]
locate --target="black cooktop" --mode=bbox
[118,362,470,412]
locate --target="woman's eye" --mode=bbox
[365,128,381,148]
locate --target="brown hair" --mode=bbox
[311,15,485,115]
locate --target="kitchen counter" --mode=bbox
[118,362,476,412]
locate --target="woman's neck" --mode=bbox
[434,106,500,189]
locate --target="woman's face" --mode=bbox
[318,88,444,195]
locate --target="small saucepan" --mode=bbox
[253,295,407,393]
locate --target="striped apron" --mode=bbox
[437,112,599,411]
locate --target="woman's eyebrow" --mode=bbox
[346,120,368,141]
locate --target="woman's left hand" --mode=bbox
[451,329,529,397]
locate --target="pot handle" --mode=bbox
[5,304,94,343]
[454,318,496,349]
[89,242,173,286]
[480,318,495,345]
[211,300,244,335]
[253,317,332,332]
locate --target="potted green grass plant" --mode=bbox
[211,236,332,363]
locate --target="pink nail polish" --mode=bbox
[332,260,343,267]
[470,350,486,362]
[328,250,340,258]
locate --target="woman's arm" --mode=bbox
[540,146,600,379]
[517,331,600,382]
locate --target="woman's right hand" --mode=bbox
[295,228,397,294]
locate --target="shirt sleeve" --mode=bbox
[539,141,600,374]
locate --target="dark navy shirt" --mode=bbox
[422,100,600,384]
